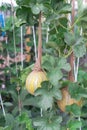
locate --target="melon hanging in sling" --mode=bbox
[26,12,47,95]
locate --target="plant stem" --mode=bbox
[18,90,22,115]
[68,52,75,81]
[38,11,42,66]
[33,12,42,70]
[68,0,75,82]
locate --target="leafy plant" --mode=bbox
[0,0,87,129]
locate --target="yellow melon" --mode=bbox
[26,70,47,95]
[57,87,82,112]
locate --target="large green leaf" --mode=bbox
[48,68,63,86]
[51,86,62,100]
[57,58,71,71]
[67,120,82,130]
[35,86,54,110]
[58,3,71,14]
[33,115,62,130]
[34,81,62,110]
[78,70,87,88]
[64,32,75,46]
[16,0,34,6]
[23,83,62,110]
[69,83,87,100]
[42,55,55,68]
[73,44,86,58]
[78,70,86,81]
[64,25,86,57]
[75,4,87,39]
[16,6,37,25]
[22,97,39,107]
[66,104,81,116]
[42,60,53,72]
[43,56,71,86]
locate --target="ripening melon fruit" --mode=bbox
[57,87,82,112]
[26,70,47,95]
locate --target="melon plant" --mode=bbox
[0,0,87,130]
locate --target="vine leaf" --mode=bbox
[64,32,75,46]
[35,81,62,111]
[66,104,81,116]
[68,82,87,100]
[57,58,71,71]
[73,44,86,58]
[48,68,63,87]
[33,115,62,130]
[67,120,82,130]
